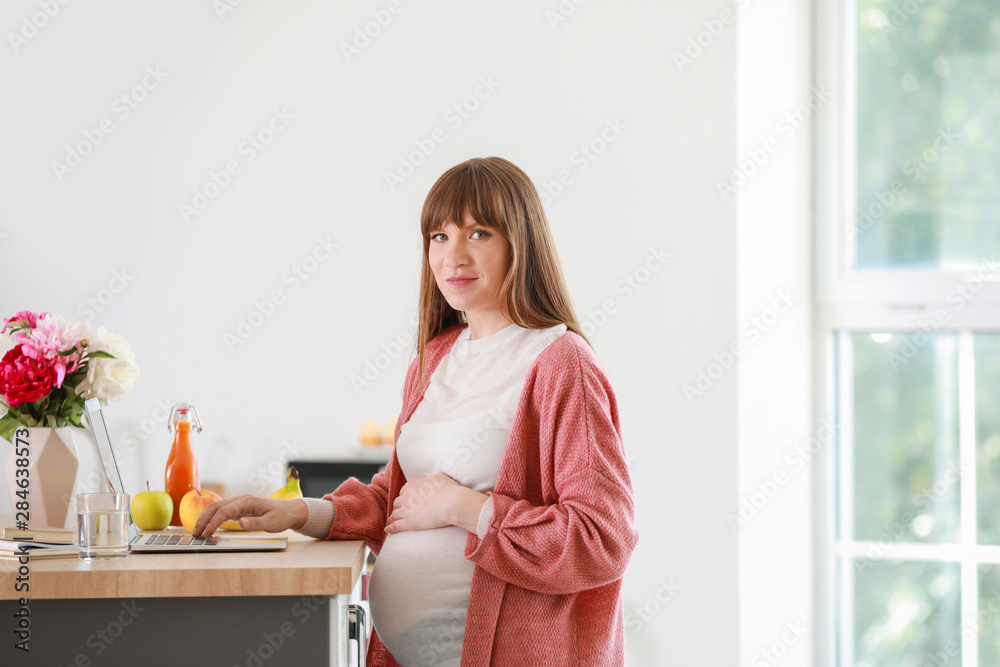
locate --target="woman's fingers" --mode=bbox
[384,507,405,533]
[384,474,460,533]
[192,496,231,536]
[194,495,264,537]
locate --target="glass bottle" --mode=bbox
[164,402,203,527]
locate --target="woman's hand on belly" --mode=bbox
[385,472,489,535]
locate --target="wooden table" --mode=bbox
[0,530,366,666]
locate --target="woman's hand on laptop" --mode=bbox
[193,495,308,538]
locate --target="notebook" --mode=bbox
[84,398,287,553]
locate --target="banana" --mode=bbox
[220,466,303,531]
[268,466,303,501]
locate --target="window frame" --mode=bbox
[815,0,1000,665]
[815,0,1000,334]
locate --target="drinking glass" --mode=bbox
[76,492,129,560]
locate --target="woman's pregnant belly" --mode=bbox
[368,526,474,666]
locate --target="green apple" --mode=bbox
[131,481,174,530]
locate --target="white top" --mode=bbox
[304,322,566,667]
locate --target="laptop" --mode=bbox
[84,398,287,553]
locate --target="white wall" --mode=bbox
[0,1,814,664]
[737,0,815,665]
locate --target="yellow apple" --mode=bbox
[131,481,174,530]
[179,485,222,534]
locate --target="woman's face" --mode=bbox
[428,211,511,318]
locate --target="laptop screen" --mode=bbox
[84,397,139,543]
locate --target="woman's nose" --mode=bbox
[445,243,469,266]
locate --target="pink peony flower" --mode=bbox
[0,345,57,408]
[18,316,81,388]
[2,310,49,333]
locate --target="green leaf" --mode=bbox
[64,399,84,427]
[57,347,80,357]
[12,411,39,428]
[87,350,116,359]
[0,413,26,443]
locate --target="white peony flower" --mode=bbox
[52,315,93,347]
[77,327,140,402]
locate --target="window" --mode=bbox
[817,1,1000,665]
[855,2,1000,270]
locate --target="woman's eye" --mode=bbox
[430,230,489,241]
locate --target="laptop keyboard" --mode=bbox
[141,534,221,546]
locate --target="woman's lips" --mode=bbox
[446,277,476,287]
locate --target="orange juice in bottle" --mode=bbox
[165,402,203,527]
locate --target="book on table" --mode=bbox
[2,526,75,544]
[0,538,78,560]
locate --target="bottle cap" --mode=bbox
[169,402,203,433]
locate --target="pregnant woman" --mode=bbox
[196,156,639,666]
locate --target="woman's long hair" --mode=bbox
[414,156,589,388]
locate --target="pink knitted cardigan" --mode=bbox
[322,323,639,666]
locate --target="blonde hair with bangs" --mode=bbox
[414,156,589,388]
